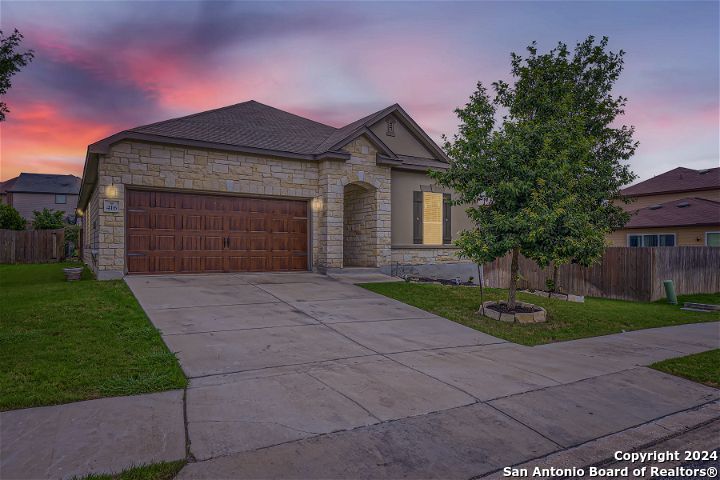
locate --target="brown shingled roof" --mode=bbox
[625,197,720,228]
[130,101,338,155]
[80,100,448,209]
[621,167,720,197]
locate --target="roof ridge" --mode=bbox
[128,101,259,132]
[250,101,338,130]
[129,100,339,133]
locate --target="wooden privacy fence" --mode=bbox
[482,247,720,302]
[0,229,65,264]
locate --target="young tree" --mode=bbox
[433,36,637,310]
[0,203,26,230]
[32,208,65,229]
[1,29,34,122]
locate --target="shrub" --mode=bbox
[0,203,26,230]
[64,224,81,256]
[32,208,64,229]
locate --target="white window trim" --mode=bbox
[705,231,720,246]
[627,233,677,247]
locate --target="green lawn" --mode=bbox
[0,263,187,411]
[360,282,720,346]
[651,350,720,388]
[78,461,186,480]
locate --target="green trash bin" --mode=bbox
[663,280,677,305]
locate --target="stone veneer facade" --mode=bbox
[83,137,395,279]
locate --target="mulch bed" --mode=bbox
[486,303,541,314]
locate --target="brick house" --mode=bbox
[609,166,720,247]
[0,173,81,224]
[78,101,475,279]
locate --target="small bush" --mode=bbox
[65,224,81,256]
[0,204,25,230]
[32,208,64,229]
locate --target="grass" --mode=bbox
[651,349,720,388]
[78,461,186,480]
[360,282,720,346]
[0,263,187,411]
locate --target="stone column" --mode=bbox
[375,170,392,267]
[316,159,345,271]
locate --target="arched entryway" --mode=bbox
[343,182,378,267]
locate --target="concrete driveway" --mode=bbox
[123,273,720,478]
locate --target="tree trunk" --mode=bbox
[552,264,559,293]
[508,247,520,310]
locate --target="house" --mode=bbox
[0,177,17,204]
[0,173,81,223]
[78,101,475,280]
[608,166,720,247]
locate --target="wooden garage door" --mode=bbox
[126,190,308,274]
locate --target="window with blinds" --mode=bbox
[422,192,443,245]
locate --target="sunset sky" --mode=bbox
[1,1,717,183]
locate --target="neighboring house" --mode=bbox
[78,101,475,279]
[1,173,81,223]
[0,177,18,204]
[609,166,720,247]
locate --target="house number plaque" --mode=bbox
[103,200,120,213]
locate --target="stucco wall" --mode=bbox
[368,114,434,159]
[390,170,473,245]
[11,192,79,222]
[607,226,719,247]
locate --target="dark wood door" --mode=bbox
[126,190,308,274]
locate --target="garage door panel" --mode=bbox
[155,235,176,251]
[249,236,269,252]
[291,255,308,270]
[154,191,177,209]
[271,236,289,251]
[226,256,248,271]
[179,257,201,273]
[156,256,177,273]
[203,257,224,272]
[204,236,224,251]
[271,218,287,233]
[153,213,177,230]
[126,190,308,274]
[227,236,247,251]
[182,235,202,251]
[183,215,203,230]
[248,256,267,271]
[128,191,151,208]
[204,197,228,211]
[291,235,308,249]
[127,255,149,274]
[249,217,266,232]
[204,216,224,231]
[272,256,290,271]
[288,219,307,234]
[228,216,247,232]
[127,211,150,229]
[248,200,265,213]
[128,234,151,251]
[289,201,307,218]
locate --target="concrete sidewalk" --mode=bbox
[1,272,717,479]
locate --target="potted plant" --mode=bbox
[63,266,83,281]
